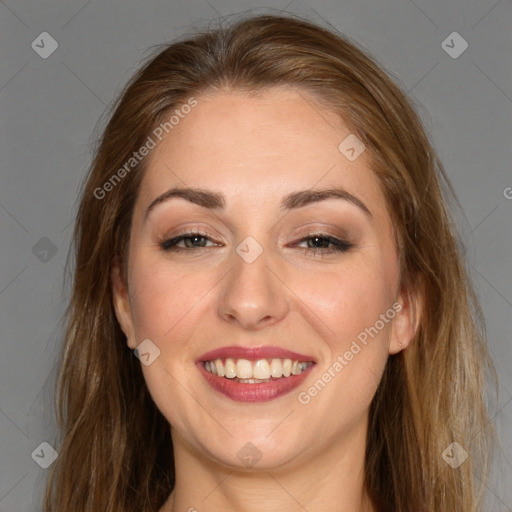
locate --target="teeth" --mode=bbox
[291,361,301,375]
[282,359,292,377]
[236,359,253,379]
[253,359,271,379]
[214,359,225,377]
[270,358,282,378]
[224,358,237,378]
[204,357,312,380]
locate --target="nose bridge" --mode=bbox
[217,234,288,329]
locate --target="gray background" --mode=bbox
[0,0,511,510]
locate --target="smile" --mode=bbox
[197,347,316,402]
[204,357,314,381]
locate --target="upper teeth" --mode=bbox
[204,358,312,379]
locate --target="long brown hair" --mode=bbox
[43,13,495,512]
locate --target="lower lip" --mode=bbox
[197,362,315,402]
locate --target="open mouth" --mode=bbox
[202,357,315,383]
[196,346,317,401]
[198,357,316,402]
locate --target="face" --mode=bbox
[112,86,416,471]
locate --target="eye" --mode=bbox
[159,231,353,256]
[293,233,353,257]
[160,231,220,251]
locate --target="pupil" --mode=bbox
[186,235,205,247]
[310,236,327,248]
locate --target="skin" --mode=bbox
[111,86,419,512]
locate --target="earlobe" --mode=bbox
[111,254,136,346]
[388,284,422,355]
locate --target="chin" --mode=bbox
[205,441,301,472]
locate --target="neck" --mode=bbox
[160,421,377,512]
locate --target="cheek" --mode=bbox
[296,265,396,410]
[126,255,211,348]
[295,256,397,345]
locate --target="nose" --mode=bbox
[217,240,290,330]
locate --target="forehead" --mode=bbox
[136,87,386,218]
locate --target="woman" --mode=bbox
[43,13,495,512]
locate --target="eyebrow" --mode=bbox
[144,185,372,221]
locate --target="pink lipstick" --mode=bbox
[197,345,316,402]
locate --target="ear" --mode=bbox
[111,254,137,350]
[388,280,422,355]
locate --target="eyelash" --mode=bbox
[159,230,353,257]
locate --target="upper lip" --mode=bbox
[197,345,316,363]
